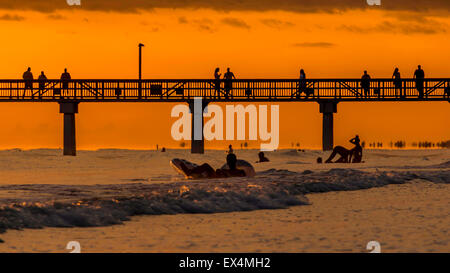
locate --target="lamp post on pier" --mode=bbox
[138,43,145,99]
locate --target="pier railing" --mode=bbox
[0,79,448,102]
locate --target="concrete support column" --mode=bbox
[188,98,209,154]
[59,102,79,156]
[319,101,338,151]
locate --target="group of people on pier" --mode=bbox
[19,65,445,99]
[22,67,71,97]
[212,65,431,99]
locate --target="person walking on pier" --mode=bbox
[60,68,72,96]
[223,68,236,99]
[38,71,48,98]
[22,67,33,98]
[414,65,425,99]
[360,70,371,99]
[297,69,308,99]
[392,68,403,98]
[214,68,221,99]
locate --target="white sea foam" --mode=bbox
[0,167,448,234]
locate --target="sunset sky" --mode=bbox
[0,1,448,149]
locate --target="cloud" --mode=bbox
[261,18,295,29]
[47,14,67,20]
[339,19,447,35]
[0,14,25,21]
[1,1,449,14]
[178,17,216,32]
[292,42,335,48]
[178,17,188,24]
[221,17,250,29]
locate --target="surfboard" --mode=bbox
[170,158,256,179]
[170,158,204,179]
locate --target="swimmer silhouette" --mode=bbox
[256,152,270,163]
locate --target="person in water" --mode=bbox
[227,144,234,154]
[178,153,246,178]
[256,151,270,163]
[325,135,363,163]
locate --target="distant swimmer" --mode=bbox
[256,151,270,163]
[228,144,234,154]
[170,153,255,179]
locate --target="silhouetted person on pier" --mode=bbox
[22,67,33,97]
[214,68,221,99]
[60,68,71,96]
[297,69,308,99]
[38,71,47,98]
[361,71,371,99]
[223,68,236,99]
[392,68,403,98]
[256,151,270,163]
[414,65,425,99]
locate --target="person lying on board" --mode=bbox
[177,153,246,179]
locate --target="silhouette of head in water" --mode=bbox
[226,153,237,170]
[258,152,265,159]
[317,157,323,164]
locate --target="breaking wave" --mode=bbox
[0,168,448,235]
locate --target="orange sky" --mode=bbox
[0,6,449,149]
